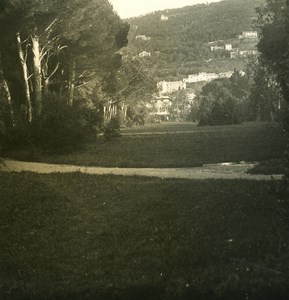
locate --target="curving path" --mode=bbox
[0,158,284,181]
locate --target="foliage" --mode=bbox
[0,0,129,152]
[2,94,100,153]
[256,0,289,188]
[126,102,148,126]
[103,116,121,140]
[248,57,284,121]
[197,75,247,126]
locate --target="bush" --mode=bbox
[34,95,100,152]
[103,116,121,140]
[198,80,244,126]
[126,104,147,126]
[1,94,101,154]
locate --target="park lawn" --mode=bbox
[3,122,286,172]
[1,172,289,299]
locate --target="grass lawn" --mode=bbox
[1,172,289,299]
[2,122,286,172]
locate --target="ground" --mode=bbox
[0,122,288,300]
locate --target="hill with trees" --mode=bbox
[126,0,265,80]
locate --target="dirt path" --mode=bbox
[0,158,284,181]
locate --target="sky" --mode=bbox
[109,0,223,19]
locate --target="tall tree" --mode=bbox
[0,0,129,152]
[53,0,128,105]
[0,51,15,126]
[256,0,289,186]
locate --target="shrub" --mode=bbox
[33,95,99,153]
[198,80,244,126]
[1,94,101,154]
[103,116,121,140]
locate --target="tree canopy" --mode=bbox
[0,0,129,152]
[256,0,289,185]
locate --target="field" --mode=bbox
[0,122,288,299]
[5,122,286,173]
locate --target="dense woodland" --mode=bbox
[0,0,132,151]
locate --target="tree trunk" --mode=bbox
[43,78,49,96]
[31,34,42,117]
[16,32,32,122]
[68,58,76,106]
[0,51,15,126]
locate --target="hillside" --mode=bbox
[126,0,265,81]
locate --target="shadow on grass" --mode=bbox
[4,285,289,300]
[247,158,286,175]
[1,172,289,300]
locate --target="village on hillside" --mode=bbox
[132,28,258,122]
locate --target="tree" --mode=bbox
[197,77,246,126]
[0,51,15,126]
[0,0,129,152]
[249,59,284,121]
[54,0,128,105]
[256,0,289,186]
[111,50,157,126]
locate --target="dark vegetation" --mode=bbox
[0,0,129,153]
[193,60,285,126]
[255,0,289,189]
[2,95,101,153]
[197,71,250,126]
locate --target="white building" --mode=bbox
[218,71,234,78]
[136,35,151,41]
[210,45,224,51]
[184,71,233,83]
[138,51,151,57]
[157,80,186,94]
[149,96,172,121]
[238,31,258,39]
[185,72,218,83]
[231,49,258,58]
[160,14,169,21]
[225,44,232,51]
[210,43,232,52]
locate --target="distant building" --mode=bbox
[230,51,238,59]
[160,14,169,21]
[136,35,151,41]
[185,72,217,83]
[210,45,224,51]
[238,31,258,39]
[138,51,151,57]
[157,80,186,94]
[230,49,258,58]
[238,49,258,57]
[225,44,232,51]
[149,96,172,121]
[210,43,232,52]
[184,71,233,83]
[218,71,234,78]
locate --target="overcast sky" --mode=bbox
[109,0,223,19]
